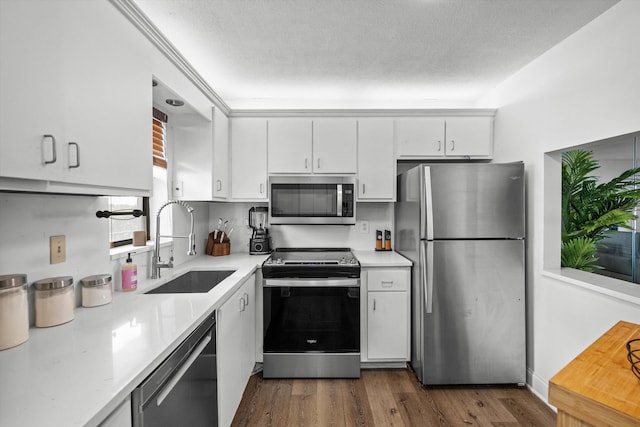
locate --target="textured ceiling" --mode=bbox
[134,0,620,110]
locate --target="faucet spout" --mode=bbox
[151,200,196,279]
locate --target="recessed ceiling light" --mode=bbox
[165,99,184,107]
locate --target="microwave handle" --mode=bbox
[337,184,343,217]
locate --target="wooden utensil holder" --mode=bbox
[211,241,230,256]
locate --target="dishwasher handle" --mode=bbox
[156,332,212,406]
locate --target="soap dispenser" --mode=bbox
[121,252,138,292]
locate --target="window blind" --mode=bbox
[152,108,168,169]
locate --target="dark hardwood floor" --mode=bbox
[231,368,556,427]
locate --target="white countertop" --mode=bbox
[0,250,408,427]
[353,250,412,267]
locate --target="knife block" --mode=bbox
[212,242,230,256]
[206,232,230,256]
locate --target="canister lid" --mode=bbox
[33,276,74,290]
[0,274,27,290]
[80,274,112,287]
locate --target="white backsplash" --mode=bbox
[208,201,394,252]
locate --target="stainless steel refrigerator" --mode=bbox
[395,162,525,385]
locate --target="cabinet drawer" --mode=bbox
[367,269,407,291]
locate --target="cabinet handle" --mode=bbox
[437,140,442,152]
[317,158,321,169]
[42,134,57,164]
[216,180,222,191]
[381,280,394,288]
[450,140,455,151]
[68,142,80,168]
[305,158,308,169]
[373,299,376,311]
[243,292,249,306]
[362,183,366,195]
[239,297,246,312]
[260,183,264,194]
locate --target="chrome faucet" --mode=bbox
[152,200,196,279]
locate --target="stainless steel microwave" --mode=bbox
[268,175,356,225]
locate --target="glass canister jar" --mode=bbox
[33,276,75,327]
[81,274,113,307]
[0,274,29,350]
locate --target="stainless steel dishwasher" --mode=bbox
[132,313,217,427]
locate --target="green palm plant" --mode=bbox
[561,149,640,271]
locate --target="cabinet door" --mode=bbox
[231,118,268,200]
[367,292,408,360]
[0,1,66,182]
[60,0,151,192]
[217,275,256,427]
[357,119,395,201]
[99,396,132,427]
[395,118,445,158]
[444,116,493,158]
[0,0,152,194]
[172,112,214,200]
[213,107,230,199]
[312,119,357,173]
[267,118,312,173]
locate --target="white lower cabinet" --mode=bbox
[98,396,131,427]
[362,267,410,362]
[217,274,256,427]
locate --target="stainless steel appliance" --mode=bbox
[268,175,356,225]
[132,313,217,426]
[395,163,526,385]
[248,206,271,255]
[262,248,361,378]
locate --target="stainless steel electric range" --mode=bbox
[261,248,361,378]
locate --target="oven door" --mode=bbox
[262,278,361,378]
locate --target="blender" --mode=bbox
[248,207,271,255]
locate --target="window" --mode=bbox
[561,131,640,284]
[153,108,168,169]
[108,196,149,247]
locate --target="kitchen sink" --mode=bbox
[146,270,235,294]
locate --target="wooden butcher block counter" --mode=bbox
[549,320,640,427]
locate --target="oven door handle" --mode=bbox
[156,331,212,406]
[264,278,359,287]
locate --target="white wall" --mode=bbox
[479,0,640,403]
[208,202,393,253]
[0,193,110,323]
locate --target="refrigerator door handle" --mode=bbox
[421,166,434,240]
[421,241,434,314]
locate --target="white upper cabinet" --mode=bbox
[213,107,230,199]
[0,0,152,195]
[395,117,445,157]
[267,118,312,173]
[357,119,395,201]
[172,110,214,201]
[444,116,493,158]
[231,118,268,200]
[267,118,357,174]
[312,119,357,173]
[395,115,493,159]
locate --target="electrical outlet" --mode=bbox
[359,220,370,234]
[50,235,66,264]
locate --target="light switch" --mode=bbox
[50,235,66,264]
